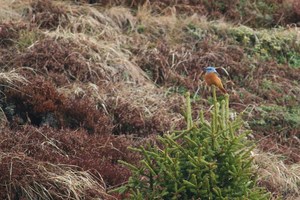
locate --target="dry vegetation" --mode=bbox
[0,0,299,199]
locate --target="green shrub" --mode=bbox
[251,105,300,129]
[228,26,300,66]
[114,87,269,199]
[186,23,207,40]
[17,30,41,50]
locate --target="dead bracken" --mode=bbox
[0,0,299,199]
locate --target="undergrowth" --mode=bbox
[84,0,300,28]
[227,26,300,66]
[0,0,299,199]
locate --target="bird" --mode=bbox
[204,66,227,94]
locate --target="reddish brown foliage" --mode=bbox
[62,96,113,134]
[294,0,300,16]
[3,67,185,137]
[0,48,17,71]
[0,22,27,47]
[136,41,196,90]
[229,61,300,106]
[29,0,68,30]
[255,129,300,164]
[107,97,184,136]
[5,76,64,126]
[135,39,242,93]
[17,38,95,85]
[0,126,138,189]
[108,99,146,135]
[277,0,300,25]
[0,1,299,199]
[0,23,29,71]
[3,75,112,134]
[84,0,300,27]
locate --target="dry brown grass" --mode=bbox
[0,0,31,21]
[38,2,186,136]
[253,150,300,199]
[0,0,299,199]
[0,152,115,200]
[105,83,185,135]
[0,69,28,86]
[0,70,29,128]
[44,5,148,84]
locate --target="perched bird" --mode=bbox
[204,66,227,94]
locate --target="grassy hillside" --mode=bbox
[0,0,299,199]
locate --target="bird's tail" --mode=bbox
[219,86,227,94]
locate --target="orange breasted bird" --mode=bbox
[204,66,227,94]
